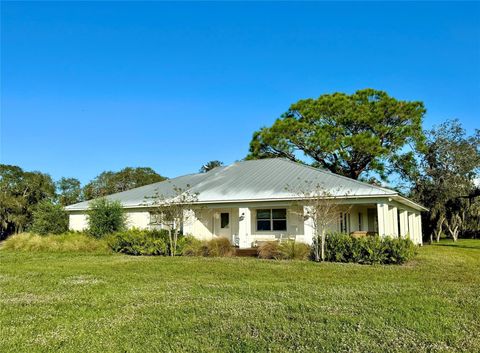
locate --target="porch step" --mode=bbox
[235,248,258,257]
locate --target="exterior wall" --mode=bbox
[68,199,423,246]
[69,209,150,231]
[69,213,89,231]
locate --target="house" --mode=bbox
[66,159,426,246]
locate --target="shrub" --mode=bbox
[2,232,110,253]
[30,200,69,235]
[108,228,169,256]
[181,237,234,257]
[278,240,311,260]
[207,237,235,257]
[324,233,415,265]
[87,198,126,238]
[257,241,282,259]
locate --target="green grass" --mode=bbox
[0,240,479,352]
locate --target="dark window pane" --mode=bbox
[257,209,271,219]
[273,220,287,231]
[220,213,229,228]
[257,220,271,231]
[272,209,286,219]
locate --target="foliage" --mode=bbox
[0,164,56,238]
[289,181,347,262]
[1,240,479,352]
[411,120,480,242]
[87,198,126,238]
[30,200,69,235]
[1,232,110,253]
[199,160,224,173]
[108,229,169,256]
[324,233,416,265]
[147,184,198,256]
[247,89,426,182]
[56,177,82,206]
[182,237,234,257]
[83,167,166,200]
[257,239,311,260]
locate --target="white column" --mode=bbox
[238,208,251,249]
[391,206,399,237]
[414,213,422,245]
[377,203,388,237]
[303,206,314,245]
[408,212,416,242]
[399,210,408,238]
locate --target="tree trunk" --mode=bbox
[321,229,326,262]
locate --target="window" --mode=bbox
[358,213,363,231]
[220,213,229,229]
[256,209,287,231]
[339,212,350,233]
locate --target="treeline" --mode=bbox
[1,89,479,242]
[0,166,165,239]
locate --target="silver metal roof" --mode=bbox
[66,158,425,211]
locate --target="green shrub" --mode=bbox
[181,236,234,257]
[87,198,126,238]
[108,229,169,256]
[30,201,69,235]
[324,233,415,265]
[2,232,110,253]
[180,236,206,256]
[278,240,311,260]
[258,240,310,260]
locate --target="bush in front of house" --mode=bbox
[182,237,235,257]
[324,233,415,265]
[108,228,170,256]
[257,240,310,260]
[87,198,126,238]
[30,200,69,235]
[2,232,110,253]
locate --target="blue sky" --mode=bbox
[1,2,479,184]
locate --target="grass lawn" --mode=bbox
[1,240,479,352]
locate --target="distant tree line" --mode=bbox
[1,89,479,242]
[0,166,166,239]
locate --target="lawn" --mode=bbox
[1,240,479,353]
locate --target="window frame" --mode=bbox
[256,208,287,232]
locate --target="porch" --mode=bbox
[183,200,423,248]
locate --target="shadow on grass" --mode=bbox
[430,241,480,250]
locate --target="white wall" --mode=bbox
[69,209,150,231]
[69,213,88,231]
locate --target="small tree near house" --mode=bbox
[290,181,350,262]
[147,184,198,256]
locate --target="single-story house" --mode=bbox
[66,158,426,246]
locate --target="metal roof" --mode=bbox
[66,158,426,211]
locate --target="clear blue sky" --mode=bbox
[1,2,479,184]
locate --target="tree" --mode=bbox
[199,160,223,173]
[148,184,198,256]
[290,181,348,262]
[87,198,126,238]
[247,89,426,182]
[411,120,480,242]
[56,177,82,206]
[83,167,166,200]
[0,164,56,238]
[30,200,69,235]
